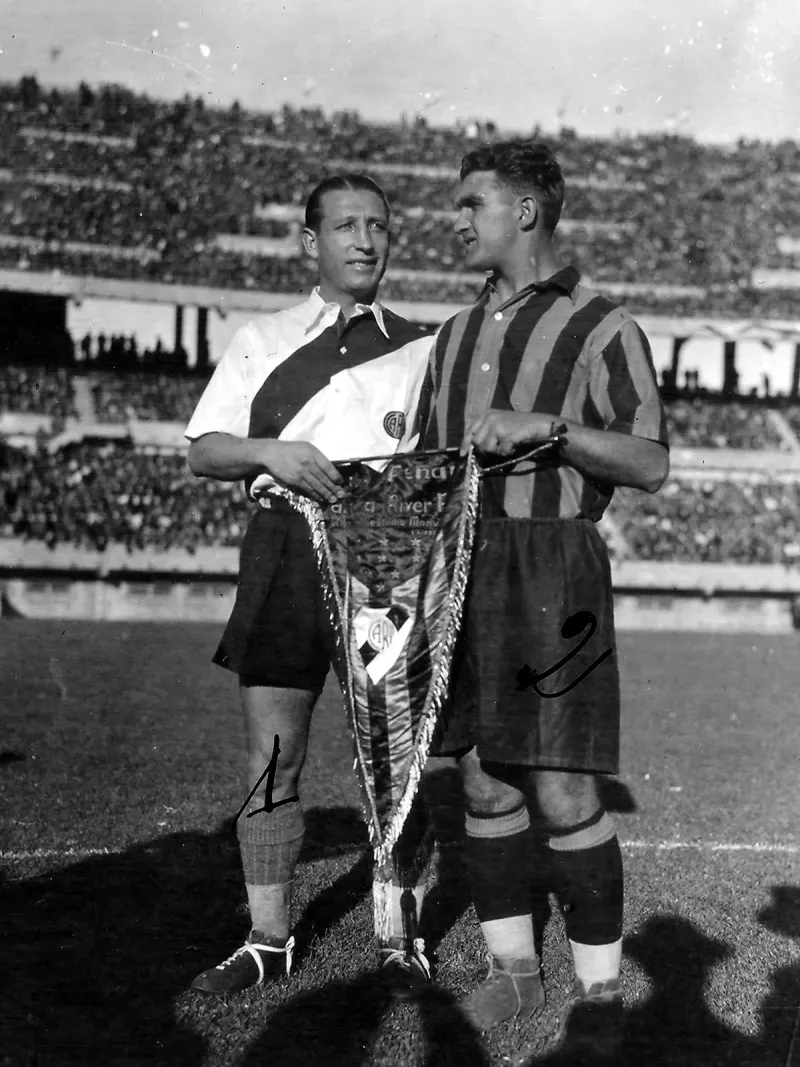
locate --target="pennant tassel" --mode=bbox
[372,856,394,943]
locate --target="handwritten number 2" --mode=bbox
[516,610,613,699]
[234,734,300,823]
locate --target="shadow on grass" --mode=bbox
[526,911,799,1066]
[417,764,474,956]
[757,885,800,1066]
[234,976,490,1067]
[0,827,240,1066]
[294,805,374,965]
[0,805,415,1067]
[0,750,26,765]
[225,900,800,1067]
[302,804,369,859]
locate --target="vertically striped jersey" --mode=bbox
[418,266,668,521]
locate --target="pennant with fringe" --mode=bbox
[277,447,480,941]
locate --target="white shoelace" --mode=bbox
[217,935,296,984]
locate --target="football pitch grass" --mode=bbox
[2,620,800,1066]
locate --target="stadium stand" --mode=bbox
[1,441,250,553]
[664,398,788,451]
[3,77,800,578]
[612,476,800,565]
[2,77,800,316]
[0,363,77,418]
[779,405,800,442]
[4,431,800,565]
[91,372,209,424]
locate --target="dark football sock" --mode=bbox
[548,809,623,985]
[465,804,536,961]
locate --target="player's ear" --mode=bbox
[301,226,319,260]
[519,194,538,232]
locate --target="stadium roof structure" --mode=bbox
[1,266,799,342]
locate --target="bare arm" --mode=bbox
[557,417,668,494]
[462,410,669,494]
[187,432,344,504]
[188,433,273,481]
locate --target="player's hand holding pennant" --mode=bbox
[461,409,557,456]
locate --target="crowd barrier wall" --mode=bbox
[1,540,798,631]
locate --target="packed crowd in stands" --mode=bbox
[0,441,250,552]
[3,438,800,565]
[0,336,205,424]
[0,363,77,419]
[779,406,800,442]
[2,77,800,316]
[613,477,800,565]
[76,331,209,423]
[91,372,209,424]
[665,398,787,450]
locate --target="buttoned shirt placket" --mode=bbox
[304,292,389,357]
[463,296,520,429]
[465,276,578,427]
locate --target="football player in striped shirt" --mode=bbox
[185,174,436,995]
[418,140,669,1057]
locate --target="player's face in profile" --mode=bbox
[454,170,518,272]
[310,188,390,303]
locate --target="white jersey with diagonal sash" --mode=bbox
[185,287,435,495]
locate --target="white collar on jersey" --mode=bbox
[304,286,389,340]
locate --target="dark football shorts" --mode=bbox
[434,516,620,774]
[213,496,334,693]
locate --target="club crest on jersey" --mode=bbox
[383,411,406,440]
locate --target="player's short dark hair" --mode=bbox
[304,173,390,232]
[460,140,565,232]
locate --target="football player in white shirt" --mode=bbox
[185,174,436,995]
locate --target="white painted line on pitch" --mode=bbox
[1,847,124,860]
[2,840,800,861]
[621,840,800,854]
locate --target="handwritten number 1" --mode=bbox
[234,733,300,823]
[516,610,613,699]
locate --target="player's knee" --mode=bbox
[459,749,525,816]
[247,734,307,794]
[535,770,600,828]
[241,685,314,774]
